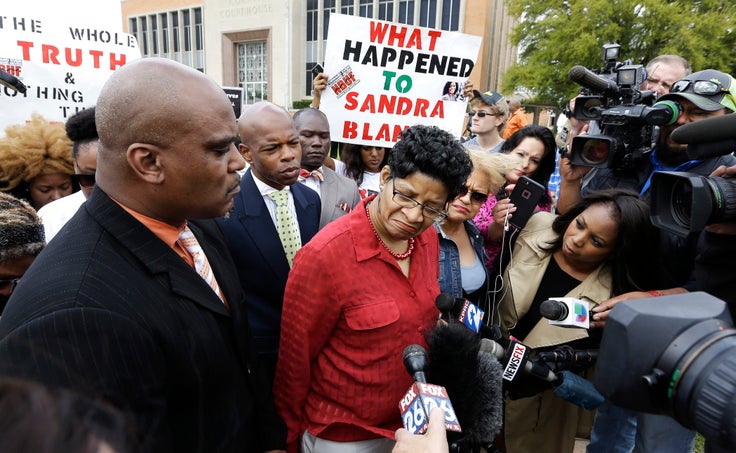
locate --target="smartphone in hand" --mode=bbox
[311,63,324,79]
[507,176,546,230]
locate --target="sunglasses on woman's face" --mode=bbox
[73,173,96,189]
[456,185,489,205]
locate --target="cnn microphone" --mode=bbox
[398,344,462,435]
[540,298,590,329]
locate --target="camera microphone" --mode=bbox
[670,112,736,144]
[540,298,590,329]
[568,65,619,96]
[0,69,26,94]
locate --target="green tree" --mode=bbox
[502,0,736,106]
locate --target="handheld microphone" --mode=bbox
[435,293,485,334]
[479,338,556,383]
[540,298,590,329]
[426,323,502,446]
[568,65,619,96]
[399,345,462,435]
[479,339,603,410]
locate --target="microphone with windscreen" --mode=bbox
[0,69,27,94]
[669,113,736,160]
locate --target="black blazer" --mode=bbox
[217,169,320,379]
[0,188,286,453]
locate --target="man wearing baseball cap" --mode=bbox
[463,90,509,153]
[566,69,736,453]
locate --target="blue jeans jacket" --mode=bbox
[436,220,489,300]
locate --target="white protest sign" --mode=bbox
[320,14,481,148]
[0,1,141,130]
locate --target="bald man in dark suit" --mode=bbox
[0,58,286,453]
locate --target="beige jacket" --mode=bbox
[499,212,612,349]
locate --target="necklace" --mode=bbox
[365,202,415,260]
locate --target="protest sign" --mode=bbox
[320,14,481,148]
[0,1,141,130]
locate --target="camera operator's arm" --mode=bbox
[590,287,688,329]
[311,72,328,109]
[556,153,591,215]
[556,97,592,214]
[393,408,448,453]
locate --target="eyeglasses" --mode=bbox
[73,173,96,188]
[671,79,736,110]
[456,186,489,205]
[671,79,729,96]
[391,180,448,222]
[0,278,20,295]
[468,111,503,118]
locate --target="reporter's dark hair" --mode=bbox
[0,377,131,453]
[543,188,659,295]
[388,125,473,201]
[65,107,98,160]
[500,125,557,208]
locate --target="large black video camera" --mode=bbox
[650,113,736,236]
[595,292,736,451]
[567,44,679,171]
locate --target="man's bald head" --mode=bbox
[96,58,228,160]
[238,101,293,148]
[238,101,301,189]
[93,58,242,222]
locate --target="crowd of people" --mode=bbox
[0,43,734,453]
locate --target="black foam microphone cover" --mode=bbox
[426,323,503,445]
[540,299,568,321]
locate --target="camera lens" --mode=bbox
[705,177,736,225]
[670,179,693,228]
[581,138,610,166]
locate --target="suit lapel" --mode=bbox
[87,190,229,316]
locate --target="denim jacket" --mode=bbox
[435,220,489,301]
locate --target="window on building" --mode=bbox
[160,13,169,57]
[359,0,373,18]
[306,0,319,96]
[140,16,148,55]
[378,0,394,21]
[419,0,437,28]
[172,12,180,58]
[441,0,460,30]
[128,8,202,71]
[238,41,268,105]
[150,15,158,55]
[194,8,203,71]
[398,0,415,24]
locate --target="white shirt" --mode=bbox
[37,190,87,242]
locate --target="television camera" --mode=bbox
[566,44,679,170]
[596,292,736,452]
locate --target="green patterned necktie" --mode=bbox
[266,189,301,268]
